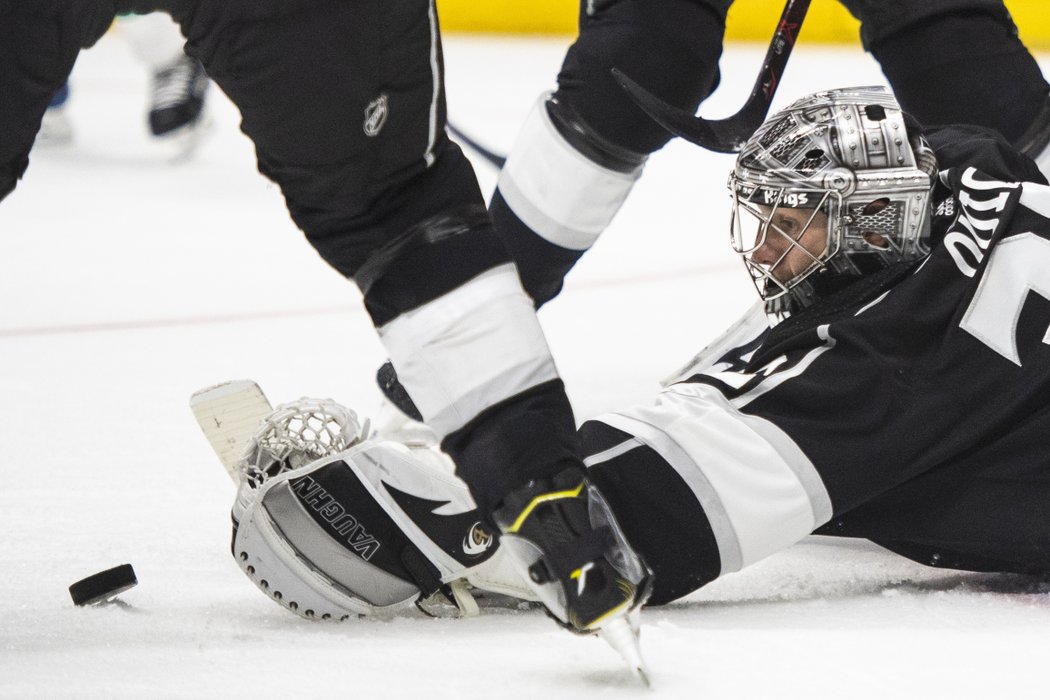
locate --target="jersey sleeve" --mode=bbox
[928,124,1047,185]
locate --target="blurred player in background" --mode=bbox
[38,12,210,156]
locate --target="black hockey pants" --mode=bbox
[1,0,510,325]
[1,0,583,516]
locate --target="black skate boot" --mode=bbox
[148,54,210,155]
[492,467,653,682]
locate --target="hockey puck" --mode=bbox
[69,564,138,606]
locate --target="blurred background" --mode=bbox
[437,0,1050,46]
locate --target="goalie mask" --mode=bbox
[729,86,938,318]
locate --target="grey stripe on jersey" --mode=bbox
[592,412,745,575]
[593,383,832,577]
[583,437,645,468]
[1019,181,1050,218]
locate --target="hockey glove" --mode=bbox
[230,399,535,620]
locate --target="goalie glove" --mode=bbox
[229,399,535,620]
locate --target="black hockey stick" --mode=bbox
[612,0,811,154]
[448,121,507,169]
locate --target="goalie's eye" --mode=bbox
[772,215,800,237]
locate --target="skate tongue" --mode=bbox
[597,615,650,687]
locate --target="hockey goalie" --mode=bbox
[195,86,1050,678]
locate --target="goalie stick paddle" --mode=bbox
[613,0,811,154]
[190,380,274,484]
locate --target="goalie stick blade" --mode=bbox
[613,69,751,154]
[190,380,273,483]
[613,0,811,154]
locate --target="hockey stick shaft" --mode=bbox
[613,0,811,153]
[447,121,506,169]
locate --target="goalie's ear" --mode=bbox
[231,441,498,620]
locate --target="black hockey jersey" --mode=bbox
[583,127,1050,602]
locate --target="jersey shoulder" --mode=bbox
[928,124,1047,185]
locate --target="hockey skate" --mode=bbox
[375,360,653,680]
[492,468,653,683]
[148,54,211,159]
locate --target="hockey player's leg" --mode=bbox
[380,276,654,663]
[373,370,655,653]
[177,0,549,480]
[490,0,730,306]
[841,1,1050,171]
[177,0,649,658]
[0,0,114,201]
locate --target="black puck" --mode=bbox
[69,564,138,606]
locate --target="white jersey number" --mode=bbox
[960,232,1050,365]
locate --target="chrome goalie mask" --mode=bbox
[729,86,938,318]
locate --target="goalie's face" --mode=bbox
[749,204,830,284]
[730,184,837,306]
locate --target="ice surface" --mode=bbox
[2,31,1049,699]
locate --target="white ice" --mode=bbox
[2,31,1049,700]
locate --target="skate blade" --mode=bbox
[597,615,650,687]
